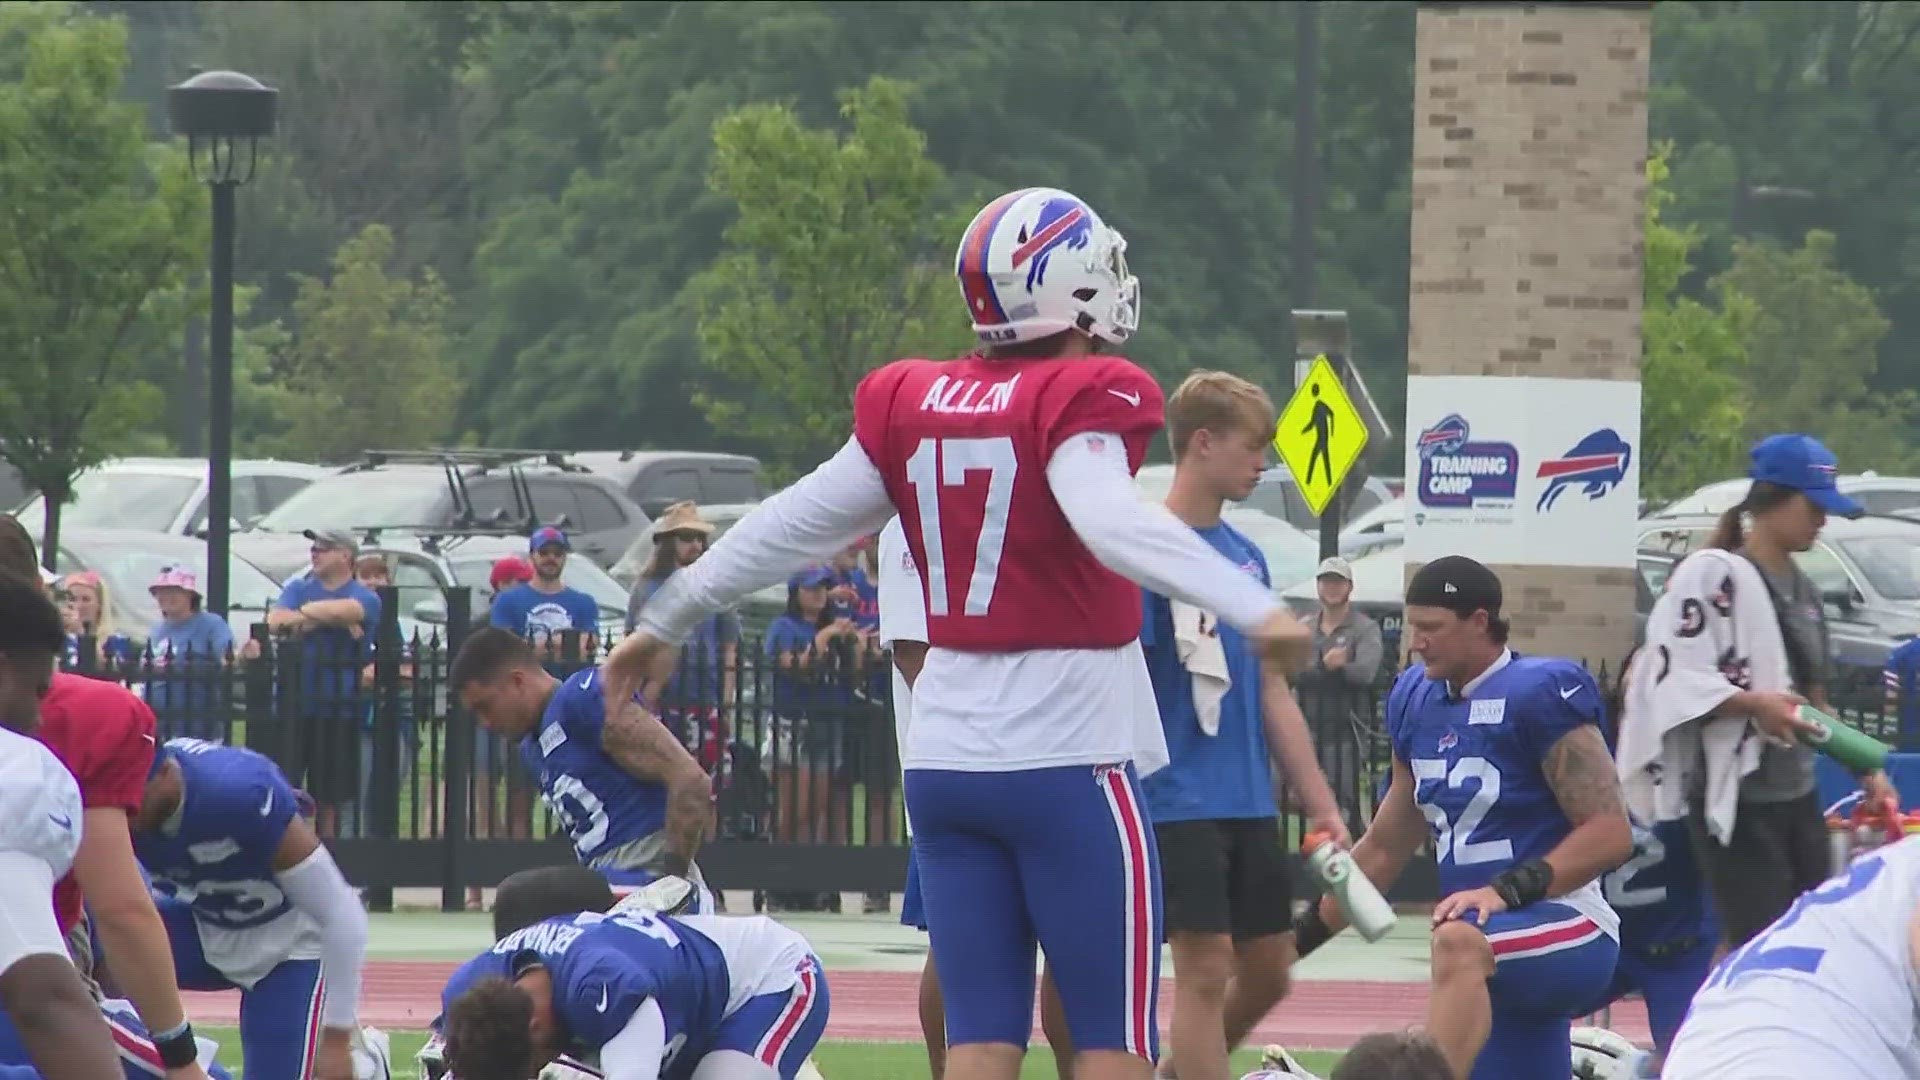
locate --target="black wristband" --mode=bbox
[156,1022,198,1070]
[1293,906,1334,958]
[1490,857,1553,910]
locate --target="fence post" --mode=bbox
[366,585,403,913]
[242,625,275,762]
[441,586,473,913]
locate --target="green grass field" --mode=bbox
[197,1027,1346,1079]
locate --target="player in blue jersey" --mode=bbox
[1291,557,1632,1080]
[440,909,828,1080]
[127,738,371,1080]
[449,629,716,905]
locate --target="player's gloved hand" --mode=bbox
[1249,610,1313,672]
[313,1027,356,1080]
[417,1032,450,1080]
[602,630,680,713]
[1430,885,1508,927]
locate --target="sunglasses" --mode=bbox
[667,532,708,544]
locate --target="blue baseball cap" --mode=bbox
[529,526,570,552]
[1749,433,1863,518]
[789,565,835,590]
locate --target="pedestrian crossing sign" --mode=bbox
[1274,354,1368,517]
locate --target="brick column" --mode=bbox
[1404,1,1652,668]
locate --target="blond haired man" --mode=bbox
[1143,371,1347,1080]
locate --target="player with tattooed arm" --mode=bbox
[449,630,716,908]
[1290,558,1632,1080]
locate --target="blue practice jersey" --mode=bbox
[523,669,667,867]
[135,738,301,931]
[1388,653,1617,931]
[1603,817,1717,956]
[442,912,730,1075]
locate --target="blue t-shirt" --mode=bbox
[65,632,134,669]
[1886,638,1920,737]
[1387,654,1601,898]
[134,739,301,932]
[628,573,739,707]
[1139,521,1275,822]
[492,583,600,649]
[764,614,848,718]
[276,576,381,707]
[832,567,879,630]
[440,912,731,1078]
[521,668,668,865]
[145,612,235,721]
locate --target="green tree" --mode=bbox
[0,2,204,565]
[688,76,976,476]
[1639,146,1752,502]
[268,223,458,462]
[1712,229,1914,472]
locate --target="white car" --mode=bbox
[15,457,328,538]
[1651,473,1920,519]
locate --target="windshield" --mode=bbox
[1654,480,1750,518]
[17,472,201,535]
[1841,537,1920,602]
[449,554,629,617]
[57,540,281,631]
[255,471,444,531]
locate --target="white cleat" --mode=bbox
[351,1026,392,1080]
[1250,1043,1325,1080]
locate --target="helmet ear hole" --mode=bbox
[1072,288,1098,302]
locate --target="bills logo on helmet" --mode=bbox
[1011,196,1093,293]
[1534,429,1633,512]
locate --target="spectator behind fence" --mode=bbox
[269,527,381,839]
[1309,557,1383,685]
[827,541,879,629]
[57,570,133,669]
[1885,634,1920,743]
[763,565,866,909]
[490,527,599,658]
[488,555,534,604]
[626,502,735,773]
[344,553,421,840]
[142,565,233,742]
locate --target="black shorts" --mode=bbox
[1686,791,1830,949]
[1155,817,1293,939]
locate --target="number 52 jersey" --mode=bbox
[1665,834,1920,1077]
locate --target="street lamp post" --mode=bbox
[168,71,276,621]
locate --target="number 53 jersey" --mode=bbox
[132,739,320,987]
[1664,835,1920,1078]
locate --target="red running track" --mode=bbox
[182,961,1652,1051]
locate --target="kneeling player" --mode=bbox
[129,738,371,1080]
[1291,560,1632,1080]
[1662,834,1920,1077]
[442,907,828,1080]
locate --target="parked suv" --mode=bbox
[14,457,329,539]
[242,450,649,570]
[570,451,765,518]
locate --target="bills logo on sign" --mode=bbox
[1415,414,1519,508]
[1535,429,1633,512]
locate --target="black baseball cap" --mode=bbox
[1405,555,1503,620]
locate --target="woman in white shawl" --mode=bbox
[1617,433,1897,952]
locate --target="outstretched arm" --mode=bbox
[633,438,895,644]
[274,815,368,1080]
[0,856,122,1080]
[600,703,711,877]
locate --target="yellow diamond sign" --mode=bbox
[1274,354,1368,517]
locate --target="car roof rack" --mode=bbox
[343,448,586,532]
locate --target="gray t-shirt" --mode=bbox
[1740,551,1829,803]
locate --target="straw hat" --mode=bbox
[650,501,715,538]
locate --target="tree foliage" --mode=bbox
[0,1,204,562]
[690,77,976,476]
[1639,146,1752,502]
[266,223,458,463]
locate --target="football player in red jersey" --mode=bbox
[611,187,1308,1080]
[0,519,212,1080]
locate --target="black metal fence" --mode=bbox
[61,588,1916,911]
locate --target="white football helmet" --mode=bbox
[954,188,1139,347]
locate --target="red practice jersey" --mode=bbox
[38,673,158,934]
[853,353,1164,652]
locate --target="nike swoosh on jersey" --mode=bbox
[1106,388,1141,407]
